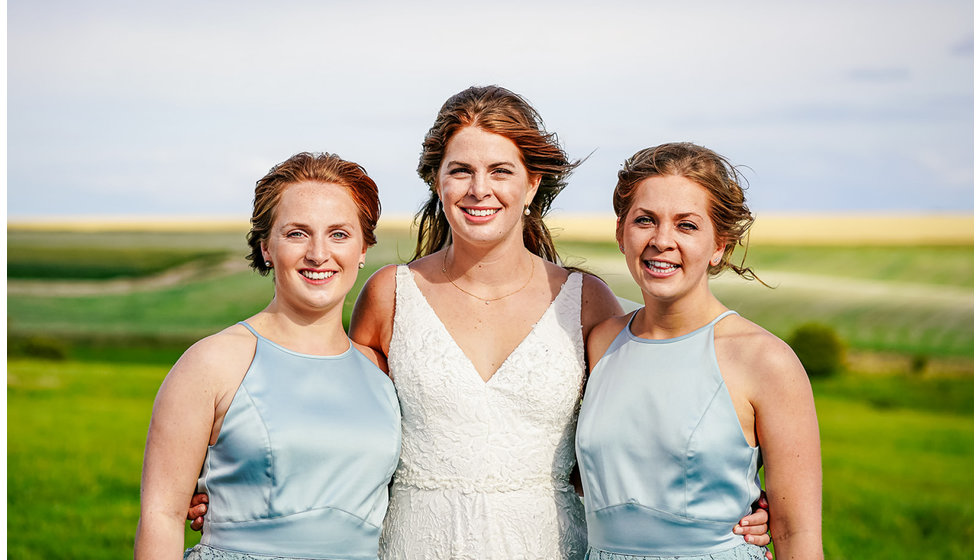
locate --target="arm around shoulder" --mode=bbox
[751,334,823,559]
[580,273,623,339]
[349,264,398,361]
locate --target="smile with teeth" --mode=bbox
[462,208,499,217]
[301,270,336,280]
[645,260,679,272]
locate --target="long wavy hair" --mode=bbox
[412,85,579,262]
[613,142,765,284]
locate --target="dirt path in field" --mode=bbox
[583,257,973,310]
[7,257,250,297]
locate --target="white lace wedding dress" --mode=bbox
[380,265,588,560]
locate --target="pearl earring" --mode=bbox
[264,260,272,268]
[524,205,531,216]
[358,262,365,269]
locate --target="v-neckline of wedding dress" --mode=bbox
[402,267,574,385]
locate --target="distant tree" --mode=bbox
[788,323,844,377]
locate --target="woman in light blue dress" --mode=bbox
[136,152,401,560]
[577,143,823,559]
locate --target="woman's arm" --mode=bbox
[753,336,823,559]
[580,273,624,369]
[349,265,398,361]
[135,335,246,559]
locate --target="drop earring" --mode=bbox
[523,204,531,216]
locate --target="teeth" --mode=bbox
[646,260,678,270]
[463,208,498,217]
[301,270,335,280]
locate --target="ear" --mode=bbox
[260,240,271,264]
[525,174,542,207]
[711,238,727,266]
[615,217,625,253]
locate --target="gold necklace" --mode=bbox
[442,249,534,305]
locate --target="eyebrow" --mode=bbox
[634,207,705,220]
[279,221,355,231]
[445,160,517,169]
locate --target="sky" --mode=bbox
[7,0,974,220]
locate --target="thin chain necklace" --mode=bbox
[442,249,534,305]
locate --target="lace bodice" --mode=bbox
[381,265,588,559]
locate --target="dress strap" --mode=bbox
[238,321,260,338]
[707,309,739,328]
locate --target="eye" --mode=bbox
[491,167,514,176]
[634,215,653,225]
[285,230,306,239]
[449,167,471,176]
[331,230,351,240]
[679,222,699,231]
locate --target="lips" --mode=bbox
[300,270,336,280]
[644,260,680,274]
[462,207,499,217]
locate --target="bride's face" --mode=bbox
[436,126,540,249]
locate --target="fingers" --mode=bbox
[190,493,208,507]
[190,516,204,532]
[757,491,769,510]
[735,507,769,530]
[187,503,208,520]
[739,531,771,546]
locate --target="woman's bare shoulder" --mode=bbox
[716,314,806,383]
[176,324,255,374]
[586,312,633,370]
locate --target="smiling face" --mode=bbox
[618,174,726,305]
[436,126,540,249]
[260,181,367,316]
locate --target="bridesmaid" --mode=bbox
[137,152,401,560]
[576,143,822,560]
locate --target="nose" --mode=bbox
[467,172,491,199]
[306,236,330,265]
[650,226,675,251]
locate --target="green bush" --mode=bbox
[788,322,845,377]
[11,335,70,361]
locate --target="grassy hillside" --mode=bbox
[6,219,974,558]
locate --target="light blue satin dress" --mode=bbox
[184,322,401,560]
[576,311,766,560]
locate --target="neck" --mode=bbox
[251,300,349,355]
[445,234,533,285]
[633,286,727,340]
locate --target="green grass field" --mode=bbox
[6,225,974,558]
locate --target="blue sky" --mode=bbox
[7,0,974,219]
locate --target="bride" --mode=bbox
[350,86,770,559]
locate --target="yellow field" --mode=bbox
[546,212,974,245]
[7,212,974,245]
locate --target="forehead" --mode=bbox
[274,181,359,222]
[443,126,522,163]
[631,174,712,214]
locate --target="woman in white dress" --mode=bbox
[349,86,771,560]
